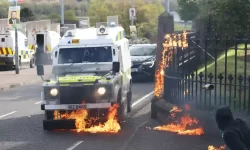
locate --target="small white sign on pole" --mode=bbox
[129,8,136,20]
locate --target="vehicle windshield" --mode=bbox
[130,45,156,56]
[58,46,112,64]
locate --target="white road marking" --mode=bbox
[132,91,154,107]
[1,96,21,100]
[35,101,42,104]
[0,111,17,119]
[66,141,83,150]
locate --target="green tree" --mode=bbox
[20,7,35,22]
[87,0,118,24]
[64,10,78,21]
[135,1,164,40]
[48,13,61,22]
[87,0,164,41]
[197,0,250,36]
[0,2,9,18]
[177,0,199,21]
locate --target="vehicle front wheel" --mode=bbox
[18,58,21,70]
[30,57,35,68]
[43,111,54,131]
[117,90,125,122]
[127,87,132,113]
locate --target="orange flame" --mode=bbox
[153,105,204,135]
[154,31,188,98]
[208,145,226,150]
[53,104,121,133]
[170,106,182,117]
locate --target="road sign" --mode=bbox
[129,8,136,20]
[78,17,89,28]
[8,6,21,29]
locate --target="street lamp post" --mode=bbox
[165,0,169,12]
[131,0,134,25]
[13,0,19,74]
[61,0,64,25]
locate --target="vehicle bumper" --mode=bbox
[131,68,154,79]
[41,103,111,110]
[0,56,14,66]
[41,103,113,130]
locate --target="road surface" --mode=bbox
[0,81,224,150]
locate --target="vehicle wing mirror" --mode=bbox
[112,62,120,73]
[37,65,44,76]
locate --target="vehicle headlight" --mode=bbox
[97,87,106,95]
[50,88,58,96]
[142,61,154,67]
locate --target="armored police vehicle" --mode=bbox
[36,17,132,130]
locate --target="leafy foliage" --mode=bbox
[0,0,165,41]
[87,0,164,41]
[177,0,199,21]
[0,1,9,18]
[196,0,250,36]
[20,7,35,22]
[48,13,61,22]
[64,10,77,21]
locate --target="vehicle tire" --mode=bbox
[127,83,132,113]
[18,57,21,70]
[117,90,125,122]
[43,111,54,131]
[30,56,35,68]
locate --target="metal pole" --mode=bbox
[15,27,19,74]
[168,0,170,12]
[13,0,19,74]
[61,0,64,25]
[131,0,134,25]
[165,0,170,12]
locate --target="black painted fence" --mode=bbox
[164,33,250,113]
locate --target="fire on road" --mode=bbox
[53,104,121,133]
[153,104,204,136]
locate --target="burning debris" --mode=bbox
[153,105,204,136]
[170,106,182,117]
[207,145,226,150]
[53,104,121,133]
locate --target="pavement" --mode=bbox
[0,80,227,150]
[0,65,52,91]
[153,98,250,149]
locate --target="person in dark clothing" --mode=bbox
[215,106,250,150]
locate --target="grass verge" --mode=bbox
[174,22,192,31]
[195,44,250,111]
